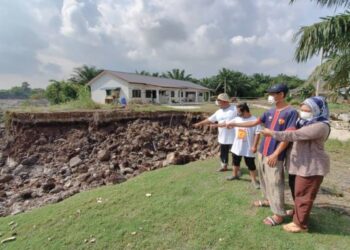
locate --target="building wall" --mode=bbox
[90,74,130,104]
[90,73,209,104]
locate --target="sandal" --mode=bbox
[263,215,283,226]
[253,200,269,207]
[283,222,308,233]
[226,175,240,181]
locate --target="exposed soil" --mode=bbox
[1,108,349,218]
[0,112,218,216]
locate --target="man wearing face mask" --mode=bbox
[193,93,237,172]
[224,83,298,227]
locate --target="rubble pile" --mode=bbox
[0,117,218,216]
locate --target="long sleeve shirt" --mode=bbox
[273,122,330,177]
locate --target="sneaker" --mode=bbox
[226,175,240,181]
[252,180,260,189]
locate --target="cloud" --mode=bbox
[0,0,346,89]
[231,35,257,46]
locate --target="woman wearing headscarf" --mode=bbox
[261,96,330,233]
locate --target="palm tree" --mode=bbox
[291,0,350,99]
[215,68,252,97]
[136,70,160,77]
[69,65,102,85]
[163,69,192,81]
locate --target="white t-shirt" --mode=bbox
[208,105,237,144]
[229,115,261,157]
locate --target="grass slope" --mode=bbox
[0,158,349,249]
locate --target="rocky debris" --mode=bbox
[0,116,218,217]
[69,156,82,168]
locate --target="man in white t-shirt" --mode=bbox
[226,103,261,189]
[193,93,237,171]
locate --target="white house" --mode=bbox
[87,70,211,104]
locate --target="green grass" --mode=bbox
[328,103,350,114]
[0,158,349,250]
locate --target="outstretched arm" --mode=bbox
[226,119,260,128]
[193,118,213,128]
[261,123,329,142]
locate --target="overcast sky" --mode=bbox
[0,0,344,89]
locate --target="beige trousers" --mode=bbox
[257,153,286,216]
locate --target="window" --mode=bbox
[199,92,203,97]
[106,90,112,96]
[145,90,152,98]
[132,89,141,98]
[171,91,175,97]
[159,90,167,96]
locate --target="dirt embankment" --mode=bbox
[0,111,218,217]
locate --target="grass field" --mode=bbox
[0,157,349,249]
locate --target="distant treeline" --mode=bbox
[1,65,308,104]
[0,82,45,100]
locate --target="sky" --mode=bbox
[0,0,345,89]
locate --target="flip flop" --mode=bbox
[226,175,240,181]
[253,200,269,207]
[263,216,283,226]
[283,222,308,233]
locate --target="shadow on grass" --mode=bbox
[303,206,350,236]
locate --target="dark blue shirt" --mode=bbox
[258,106,298,161]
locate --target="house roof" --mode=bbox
[88,70,210,91]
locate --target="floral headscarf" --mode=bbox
[296,96,330,128]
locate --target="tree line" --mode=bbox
[1,65,307,104]
[44,66,306,104]
[0,82,45,100]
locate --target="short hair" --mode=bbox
[237,102,250,113]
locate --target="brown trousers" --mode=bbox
[293,175,323,229]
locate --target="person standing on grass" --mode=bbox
[225,103,261,189]
[261,96,330,233]
[224,83,298,227]
[193,93,237,172]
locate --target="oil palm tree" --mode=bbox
[69,65,102,85]
[291,0,350,99]
[163,69,192,81]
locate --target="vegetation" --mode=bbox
[0,82,45,100]
[0,152,349,249]
[69,65,102,85]
[136,68,305,99]
[291,0,350,101]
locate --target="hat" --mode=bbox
[217,93,230,102]
[267,83,289,94]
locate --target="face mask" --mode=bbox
[267,95,275,104]
[215,100,220,106]
[299,111,313,120]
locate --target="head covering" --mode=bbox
[296,96,330,128]
[217,93,230,102]
[267,83,289,95]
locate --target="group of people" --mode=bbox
[193,83,331,233]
